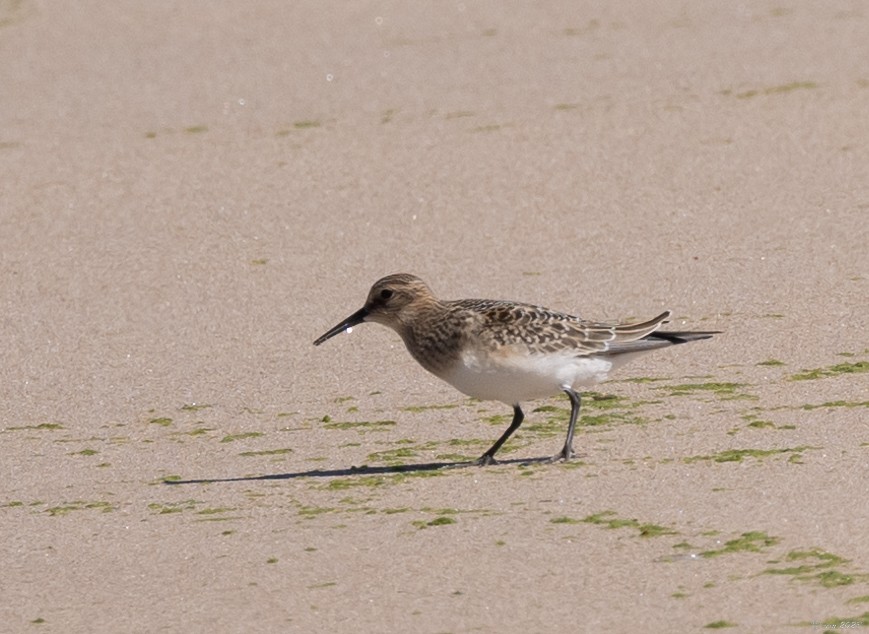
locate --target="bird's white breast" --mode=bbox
[438,347,615,405]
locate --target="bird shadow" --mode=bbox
[161,455,554,486]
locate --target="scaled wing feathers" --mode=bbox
[454,300,671,356]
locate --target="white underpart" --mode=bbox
[439,346,653,405]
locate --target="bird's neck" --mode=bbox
[398,302,467,374]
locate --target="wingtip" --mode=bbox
[653,330,720,344]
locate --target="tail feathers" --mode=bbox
[601,329,719,356]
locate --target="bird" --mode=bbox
[313,273,718,465]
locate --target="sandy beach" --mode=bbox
[2,1,868,632]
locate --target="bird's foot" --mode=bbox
[476,454,499,466]
[547,446,576,463]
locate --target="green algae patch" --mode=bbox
[663,382,747,398]
[196,507,236,517]
[532,404,568,414]
[531,393,644,428]
[700,531,779,557]
[790,361,869,381]
[579,412,648,427]
[180,403,212,412]
[580,511,677,537]
[308,581,337,589]
[550,516,581,525]
[413,516,457,529]
[325,476,389,490]
[801,400,869,410]
[220,432,264,442]
[763,546,869,588]
[46,501,115,516]
[746,420,776,429]
[366,447,419,465]
[731,81,817,99]
[180,427,215,437]
[764,548,852,585]
[482,413,510,426]
[621,376,671,384]
[402,403,459,413]
[70,448,99,456]
[684,446,813,464]
[6,422,65,431]
[297,505,337,519]
[427,516,456,526]
[814,571,859,588]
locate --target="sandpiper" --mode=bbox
[314,274,718,465]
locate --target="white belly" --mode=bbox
[438,348,617,405]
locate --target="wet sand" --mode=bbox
[2,2,868,632]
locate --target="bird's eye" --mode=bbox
[379,289,394,300]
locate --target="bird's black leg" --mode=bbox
[550,388,581,462]
[477,405,524,465]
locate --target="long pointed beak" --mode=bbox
[313,307,369,346]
